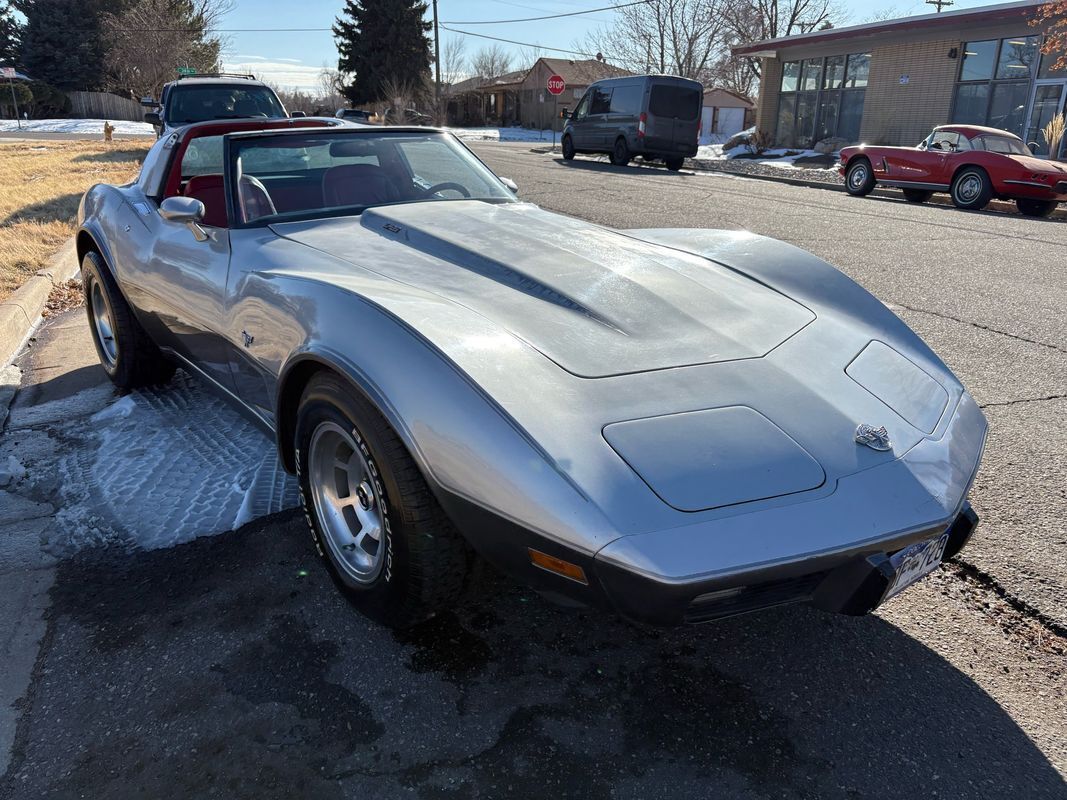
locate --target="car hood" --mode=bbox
[271,201,814,378]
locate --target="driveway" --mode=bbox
[0,144,1063,798]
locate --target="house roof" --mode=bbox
[533,57,634,85]
[732,0,1043,56]
[703,87,755,107]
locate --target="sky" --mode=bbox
[218,0,1018,91]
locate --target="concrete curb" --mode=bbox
[0,239,79,366]
[532,146,1067,220]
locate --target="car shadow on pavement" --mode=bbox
[555,157,700,178]
[3,513,1062,800]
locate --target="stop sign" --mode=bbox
[547,74,566,96]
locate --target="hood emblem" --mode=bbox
[855,423,892,451]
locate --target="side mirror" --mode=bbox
[499,176,518,193]
[160,196,209,241]
[144,111,161,126]
[291,110,306,118]
[140,97,157,107]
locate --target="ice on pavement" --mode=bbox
[52,371,298,553]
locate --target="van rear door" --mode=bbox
[645,80,702,156]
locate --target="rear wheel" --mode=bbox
[561,134,575,161]
[610,137,630,166]
[950,167,992,211]
[665,156,684,171]
[844,159,875,196]
[902,188,933,204]
[295,372,470,627]
[82,251,174,389]
[1015,197,1058,218]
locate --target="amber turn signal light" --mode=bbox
[528,548,588,584]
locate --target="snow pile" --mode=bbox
[52,371,298,553]
[447,126,556,143]
[0,118,155,135]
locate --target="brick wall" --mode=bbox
[755,58,782,138]
[859,39,960,145]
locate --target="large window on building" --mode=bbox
[951,36,1039,137]
[776,52,869,147]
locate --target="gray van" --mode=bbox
[561,75,703,170]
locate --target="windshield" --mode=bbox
[230,131,516,225]
[166,84,286,125]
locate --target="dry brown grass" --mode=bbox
[0,140,149,302]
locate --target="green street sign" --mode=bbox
[176,67,196,76]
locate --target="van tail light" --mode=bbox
[638,112,646,139]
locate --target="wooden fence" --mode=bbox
[67,91,145,122]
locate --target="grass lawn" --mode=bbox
[0,140,149,302]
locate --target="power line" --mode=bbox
[439,24,602,57]
[441,0,649,25]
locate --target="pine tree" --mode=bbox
[14,0,115,89]
[333,0,432,106]
[0,1,20,66]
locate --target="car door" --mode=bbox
[568,92,592,149]
[890,131,955,185]
[587,86,613,148]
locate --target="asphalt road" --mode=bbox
[0,143,1064,799]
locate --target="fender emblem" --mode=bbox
[241,330,254,348]
[855,423,892,451]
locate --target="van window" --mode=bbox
[609,85,642,114]
[648,85,700,120]
[590,87,612,115]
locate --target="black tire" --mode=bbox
[82,250,175,389]
[561,134,575,161]
[844,159,875,196]
[950,166,993,211]
[665,157,684,171]
[610,137,630,166]
[1015,198,1058,218]
[295,372,470,627]
[902,188,933,204]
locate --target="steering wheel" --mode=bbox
[424,182,471,198]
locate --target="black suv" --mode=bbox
[143,73,291,136]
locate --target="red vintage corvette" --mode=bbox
[839,124,1067,218]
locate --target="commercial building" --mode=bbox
[733,0,1066,157]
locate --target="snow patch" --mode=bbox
[446,126,556,143]
[90,394,137,422]
[0,119,155,135]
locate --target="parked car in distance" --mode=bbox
[142,73,290,137]
[336,108,376,124]
[840,124,1067,217]
[562,75,703,170]
[76,121,986,629]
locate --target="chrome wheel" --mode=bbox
[308,421,385,585]
[847,164,869,191]
[89,276,118,367]
[955,173,982,204]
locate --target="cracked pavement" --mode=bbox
[0,143,1063,798]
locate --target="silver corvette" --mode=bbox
[77,120,987,627]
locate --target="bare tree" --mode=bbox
[581,0,729,80]
[470,44,513,79]
[440,35,468,88]
[722,0,846,80]
[707,52,757,97]
[103,0,233,100]
[317,64,347,111]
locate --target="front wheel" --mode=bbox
[950,167,992,211]
[610,137,630,166]
[561,134,575,161]
[82,251,174,389]
[902,188,933,204]
[295,372,470,627]
[664,157,684,171]
[844,159,875,196]
[1015,198,1058,218]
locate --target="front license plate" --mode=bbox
[884,531,949,601]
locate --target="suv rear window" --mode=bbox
[166,85,286,125]
[648,85,700,120]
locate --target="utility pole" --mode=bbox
[925,0,953,11]
[432,0,441,123]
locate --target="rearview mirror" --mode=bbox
[160,196,209,241]
[499,176,518,193]
[144,111,161,126]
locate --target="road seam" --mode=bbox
[948,558,1067,641]
[979,393,1067,409]
[891,302,1067,355]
